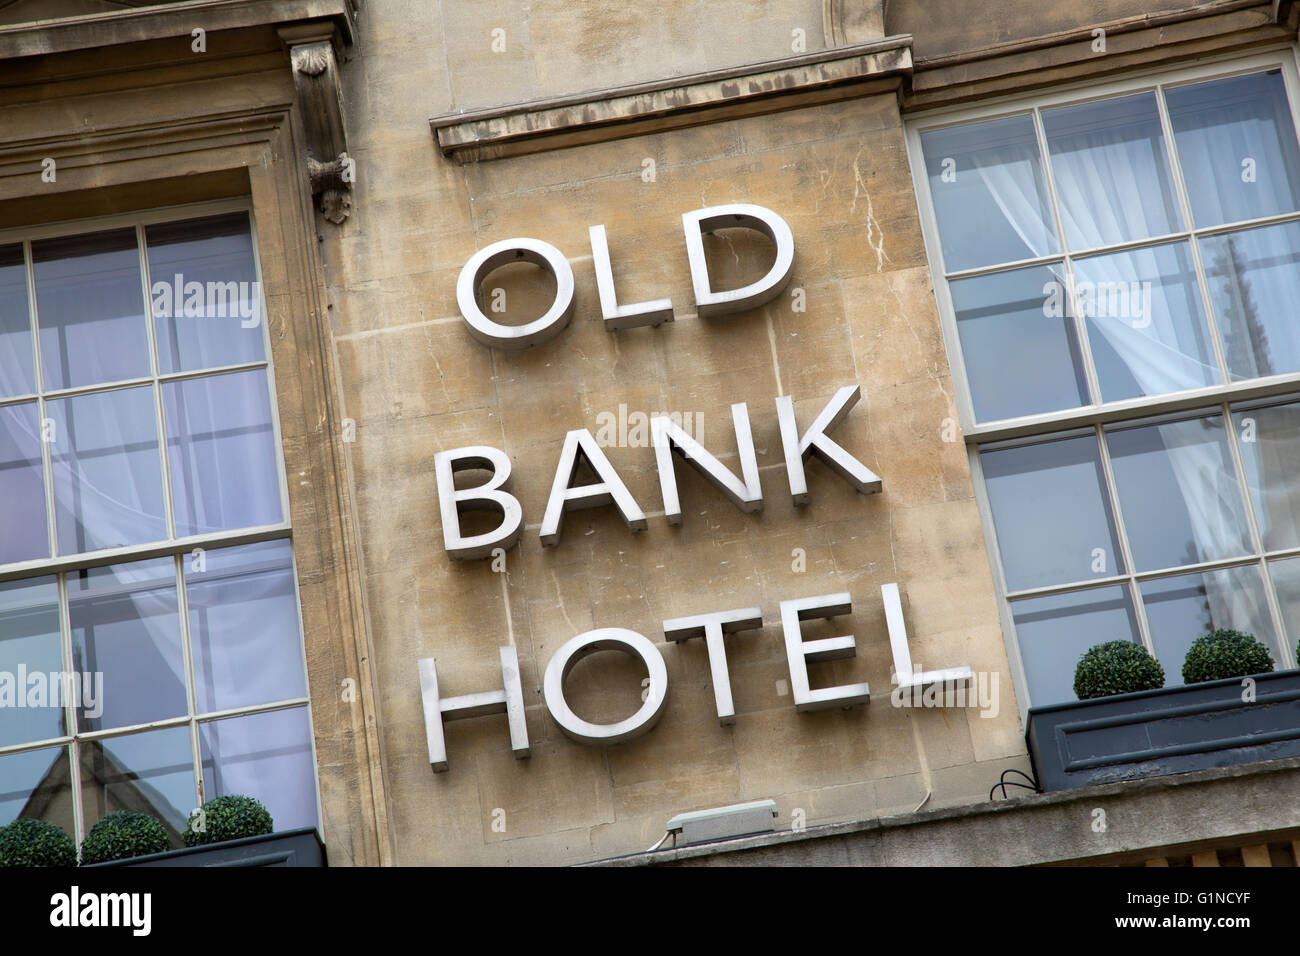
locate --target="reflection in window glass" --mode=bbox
[0,577,63,748]
[1267,554,1300,655]
[0,746,72,834]
[1011,586,1142,706]
[164,368,281,537]
[1042,92,1182,251]
[0,210,316,849]
[1202,221,1300,381]
[921,114,1058,272]
[32,229,150,391]
[147,214,265,375]
[47,385,166,555]
[1107,415,1251,572]
[1073,242,1217,402]
[79,726,195,842]
[0,402,49,565]
[1167,70,1300,228]
[68,557,186,733]
[185,540,305,714]
[200,706,316,832]
[1140,564,1277,685]
[982,434,1122,590]
[1233,401,1300,552]
[950,264,1089,422]
[0,243,34,398]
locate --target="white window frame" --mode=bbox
[0,197,321,846]
[905,45,1300,719]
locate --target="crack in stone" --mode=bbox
[851,146,891,273]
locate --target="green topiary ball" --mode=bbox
[183,795,274,847]
[0,819,77,867]
[79,811,170,865]
[1074,640,1165,700]
[1182,629,1274,684]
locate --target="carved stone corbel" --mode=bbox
[281,24,353,224]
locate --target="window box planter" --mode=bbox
[1027,669,1300,792]
[81,827,325,868]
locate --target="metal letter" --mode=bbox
[651,403,762,525]
[543,628,668,744]
[434,446,524,560]
[419,646,529,772]
[776,385,882,505]
[663,607,763,724]
[882,582,973,692]
[456,237,575,349]
[682,203,795,318]
[540,429,646,547]
[589,224,673,330]
[779,593,870,712]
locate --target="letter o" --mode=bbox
[456,237,575,349]
[543,628,668,745]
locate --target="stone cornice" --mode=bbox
[429,34,913,164]
[0,0,358,60]
[905,0,1293,110]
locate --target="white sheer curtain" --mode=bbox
[970,105,1275,635]
[0,228,307,828]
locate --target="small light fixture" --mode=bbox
[664,799,779,847]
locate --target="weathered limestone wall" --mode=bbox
[324,0,1026,865]
[436,0,829,109]
[889,0,1206,60]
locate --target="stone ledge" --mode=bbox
[429,35,913,164]
[0,0,358,60]
[584,755,1300,866]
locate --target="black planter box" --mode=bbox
[1027,669,1300,792]
[83,827,326,868]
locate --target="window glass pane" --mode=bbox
[32,229,150,391]
[199,706,316,832]
[1267,554,1300,654]
[1201,221,1300,381]
[982,434,1123,590]
[0,745,73,835]
[1107,414,1251,571]
[146,214,265,374]
[68,557,186,733]
[1011,585,1141,707]
[950,264,1089,422]
[0,243,34,398]
[79,726,195,843]
[1042,92,1182,251]
[0,576,64,747]
[47,384,166,555]
[164,369,281,537]
[1072,241,1218,402]
[184,539,305,714]
[1140,564,1277,685]
[1233,400,1300,552]
[0,402,49,565]
[920,114,1059,272]
[1166,70,1300,228]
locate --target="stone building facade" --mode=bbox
[1,0,1299,867]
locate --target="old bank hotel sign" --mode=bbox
[419,202,983,771]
